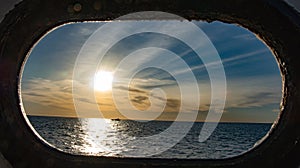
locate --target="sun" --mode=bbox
[94,71,114,91]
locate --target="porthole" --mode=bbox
[20,19,282,159]
[0,0,300,167]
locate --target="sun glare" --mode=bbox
[94,71,114,92]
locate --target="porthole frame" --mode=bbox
[0,0,300,167]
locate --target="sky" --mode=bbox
[21,21,282,123]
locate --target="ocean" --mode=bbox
[28,116,272,159]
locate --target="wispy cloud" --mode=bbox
[164,98,180,112]
[231,92,280,108]
[173,49,268,76]
[225,75,282,109]
[114,85,146,94]
[21,78,75,116]
[115,77,177,90]
[232,33,258,41]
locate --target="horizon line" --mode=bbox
[26,114,275,124]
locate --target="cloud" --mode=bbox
[21,78,76,116]
[198,104,210,112]
[173,49,268,76]
[21,78,74,113]
[76,98,96,105]
[21,75,281,121]
[22,77,121,117]
[130,78,177,89]
[232,92,279,108]
[115,83,182,113]
[225,75,282,109]
[114,85,146,94]
[24,92,45,97]
[164,98,180,112]
[131,96,148,104]
[232,33,257,41]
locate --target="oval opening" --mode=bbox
[20,20,282,159]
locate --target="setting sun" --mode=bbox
[94,71,114,91]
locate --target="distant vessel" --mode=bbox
[111,118,120,121]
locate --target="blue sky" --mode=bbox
[21,21,282,123]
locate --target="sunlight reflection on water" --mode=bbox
[29,116,272,158]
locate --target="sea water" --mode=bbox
[28,116,271,159]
